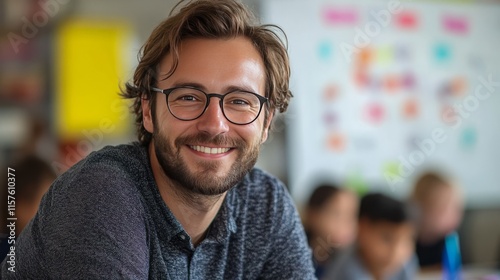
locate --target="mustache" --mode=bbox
[174,133,246,149]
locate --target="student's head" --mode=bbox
[121,0,290,196]
[306,185,358,252]
[357,193,416,278]
[410,172,462,242]
[10,155,56,235]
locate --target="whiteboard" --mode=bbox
[262,0,500,207]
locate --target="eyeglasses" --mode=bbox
[151,86,268,125]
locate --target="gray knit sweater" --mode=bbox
[1,142,315,279]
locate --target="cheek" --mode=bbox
[235,122,266,145]
[390,240,414,269]
[341,221,357,244]
[360,235,383,259]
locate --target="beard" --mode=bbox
[152,128,261,196]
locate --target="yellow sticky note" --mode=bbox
[56,20,132,140]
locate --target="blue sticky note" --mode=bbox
[435,43,451,62]
[318,41,333,61]
[460,127,476,149]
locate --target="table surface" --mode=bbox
[417,268,500,280]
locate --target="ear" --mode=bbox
[141,95,154,133]
[261,110,274,143]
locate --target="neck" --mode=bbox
[148,142,226,246]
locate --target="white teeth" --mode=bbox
[190,145,230,154]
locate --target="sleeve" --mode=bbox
[1,164,149,279]
[258,183,317,280]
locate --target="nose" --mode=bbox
[196,97,229,136]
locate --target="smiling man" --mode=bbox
[0,0,316,279]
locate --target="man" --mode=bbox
[0,0,315,279]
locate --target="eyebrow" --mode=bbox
[170,81,259,94]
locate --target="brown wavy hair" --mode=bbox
[121,0,292,145]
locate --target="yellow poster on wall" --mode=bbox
[56,20,132,140]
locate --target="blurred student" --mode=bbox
[304,184,359,279]
[0,155,56,262]
[323,193,418,280]
[410,172,463,271]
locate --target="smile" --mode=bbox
[189,145,231,154]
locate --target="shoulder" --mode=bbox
[12,143,151,278]
[51,143,148,196]
[40,143,150,221]
[393,254,419,280]
[67,142,147,178]
[324,247,369,279]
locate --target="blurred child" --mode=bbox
[323,193,418,280]
[304,184,359,279]
[409,172,463,271]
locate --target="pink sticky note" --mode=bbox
[365,103,385,124]
[322,6,358,25]
[443,15,469,35]
[396,11,418,29]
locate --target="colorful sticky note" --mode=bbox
[383,160,404,191]
[323,111,338,127]
[354,70,370,88]
[345,170,368,195]
[396,11,418,29]
[322,6,358,25]
[377,46,393,65]
[395,45,411,62]
[401,72,415,90]
[407,135,420,150]
[434,43,451,62]
[323,84,339,101]
[450,76,467,97]
[326,132,346,152]
[357,48,373,66]
[443,15,469,35]
[383,161,400,176]
[56,20,132,140]
[318,41,333,61]
[365,103,385,124]
[402,98,419,119]
[441,105,458,126]
[383,74,400,93]
[460,127,476,149]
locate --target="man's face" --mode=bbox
[143,37,271,196]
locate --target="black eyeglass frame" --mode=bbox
[151,86,269,125]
